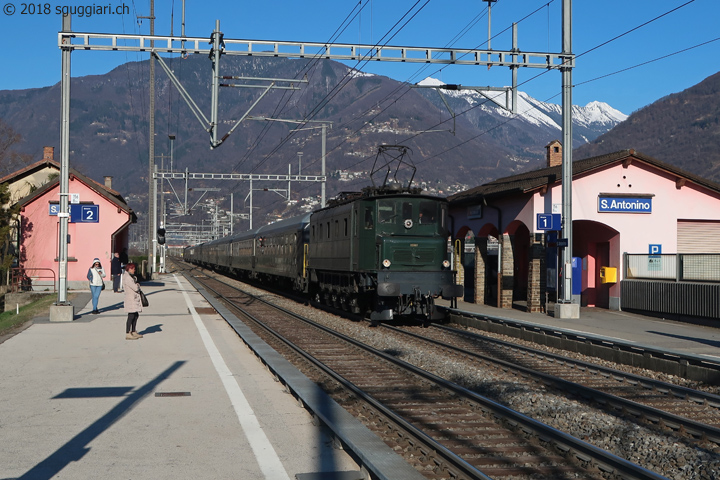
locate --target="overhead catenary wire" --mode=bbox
[255,1,706,215]
[227,1,371,178]
[243,0,433,178]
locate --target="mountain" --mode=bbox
[575,71,720,181]
[416,76,627,164]
[0,56,625,226]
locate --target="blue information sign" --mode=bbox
[70,204,99,223]
[49,204,59,216]
[598,196,652,213]
[537,213,561,231]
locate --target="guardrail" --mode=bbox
[10,268,57,293]
[625,253,720,282]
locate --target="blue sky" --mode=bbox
[0,0,717,115]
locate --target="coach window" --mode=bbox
[344,218,348,237]
[319,223,323,240]
[327,222,331,239]
[335,220,339,237]
[364,207,374,229]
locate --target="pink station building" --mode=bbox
[448,142,720,319]
[4,148,136,290]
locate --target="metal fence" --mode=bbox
[624,253,720,282]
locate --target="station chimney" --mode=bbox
[546,140,562,168]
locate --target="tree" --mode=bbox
[0,119,31,178]
[0,119,30,286]
[0,182,19,286]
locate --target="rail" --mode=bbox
[10,268,56,293]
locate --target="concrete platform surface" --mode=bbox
[0,274,359,480]
[439,299,720,361]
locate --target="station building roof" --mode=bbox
[449,149,720,206]
[17,166,135,221]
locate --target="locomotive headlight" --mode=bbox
[442,260,450,269]
[382,259,391,268]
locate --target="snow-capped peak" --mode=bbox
[417,77,446,87]
[418,76,627,133]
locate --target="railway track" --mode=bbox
[385,323,720,446]
[186,269,668,480]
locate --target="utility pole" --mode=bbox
[484,0,497,50]
[557,0,578,319]
[138,2,156,278]
[321,123,326,207]
[49,13,73,322]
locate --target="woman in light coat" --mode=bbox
[86,258,106,315]
[123,263,143,340]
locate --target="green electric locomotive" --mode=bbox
[307,183,462,322]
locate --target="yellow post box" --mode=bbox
[600,266,617,284]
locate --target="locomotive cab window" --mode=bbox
[364,207,374,229]
[419,201,437,224]
[378,200,397,223]
[402,202,413,221]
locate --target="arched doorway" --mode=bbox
[573,220,620,308]
[462,230,475,302]
[506,220,531,304]
[454,226,476,303]
[476,223,500,306]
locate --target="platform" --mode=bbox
[0,274,363,480]
[5,278,720,480]
[438,298,720,361]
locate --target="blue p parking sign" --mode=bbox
[648,244,662,271]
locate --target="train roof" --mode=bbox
[193,213,311,248]
[317,185,448,212]
[255,213,311,237]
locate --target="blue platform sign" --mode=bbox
[537,213,561,231]
[49,204,59,216]
[598,196,652,213]
[70,204,99,223]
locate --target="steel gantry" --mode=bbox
[55,3,576,315]
[156,170,326,230]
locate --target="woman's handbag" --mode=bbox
[139,289,149,307]
[101,282,106,291]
